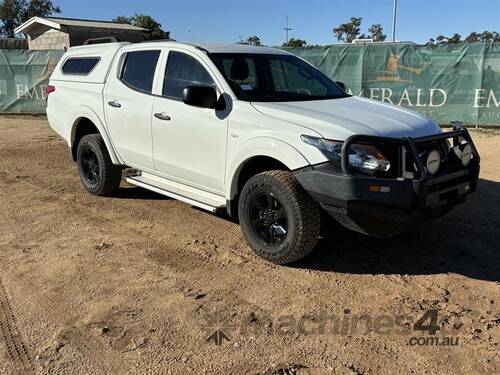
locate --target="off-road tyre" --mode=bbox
[238,170,321,264]
[76,134,122,196]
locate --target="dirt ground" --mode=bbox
[0,116,498,375]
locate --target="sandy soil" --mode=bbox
[0,116,498,375]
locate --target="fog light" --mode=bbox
[426,150,441,175]
[453,142,473,167]
[460,143,472,166]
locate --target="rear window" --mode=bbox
[62,57,100,75]
[120,50,161,93]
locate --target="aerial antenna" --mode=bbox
[283,16,292,45]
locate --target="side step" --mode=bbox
[125,172,226,213]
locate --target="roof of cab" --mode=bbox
[140,41,290,55]
[192,42,290,55]
[63,40,289,56]
[50,41,290,84]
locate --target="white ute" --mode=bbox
[47,41,480,264]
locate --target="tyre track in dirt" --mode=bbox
[0,277,34,374]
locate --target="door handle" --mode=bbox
[154,112,171,121]
[108,100,121,108]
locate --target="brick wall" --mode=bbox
[28,26,70,50]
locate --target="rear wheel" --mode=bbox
[77,134,122,196]
[238,170,320,264]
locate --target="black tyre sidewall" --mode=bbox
[76,134,121,196]
[238,171,320,264]
[241,181,297,255]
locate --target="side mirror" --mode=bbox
[183,86,217,109]
[335,81,347,91]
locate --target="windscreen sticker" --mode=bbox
[240,84,253,91]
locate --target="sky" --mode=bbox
[53,0,500,46]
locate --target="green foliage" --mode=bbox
[282,38,307,47]
[113,14,170,40]
[333,17,362,43]
[24,0,60,20]
[0,0,60,37]
[112,16,133,25]
[368,24,386,42]
[427,31,500,45]
[133,14,169,40]
[237,35,262,46]
[333,17,387,43]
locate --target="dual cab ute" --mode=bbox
[46,41,480,264]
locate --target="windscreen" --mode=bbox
[209,53,348,102]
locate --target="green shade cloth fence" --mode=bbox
[285,43,500,125]
[0,49,64,114]
[1,43,499,125]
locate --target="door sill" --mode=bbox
[125,172,226,213]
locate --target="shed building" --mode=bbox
[14,16,146,50]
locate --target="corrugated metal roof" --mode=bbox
[15,16,147,34]
[42,16,147,31]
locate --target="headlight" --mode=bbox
[301,135,391,175]
[348,144,391,175]
[301,136,343,162]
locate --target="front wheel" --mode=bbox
[76,134,122,196]
[238,170,320,264]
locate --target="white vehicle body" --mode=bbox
[47,42,442,202]
[46,41,479,263]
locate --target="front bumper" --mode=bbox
[295,129,480,237]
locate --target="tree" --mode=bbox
[133,14,169,40]
[427,31,499,45]
[113,14,170,40]
[333,18,387,43]
[238,35,262,46]
[333,17,362,43]
[447,33,462,44]
[0,0,60,37]
[24,0,60,20]
[112,16,133,25]
[368,24,386,42]
[464,32,480,43]
[282,38,307,47]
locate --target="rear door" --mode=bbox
[151,50,228,194]
[104,47,162,170]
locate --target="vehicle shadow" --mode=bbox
[294,178,500,282]
[111,185,170,201]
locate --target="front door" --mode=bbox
[151,50,228,194]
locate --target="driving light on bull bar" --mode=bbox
[301,135,391,175]
[453,142,473,167]
[426,150,441,175]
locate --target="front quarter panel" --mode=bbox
[226,101,327,199]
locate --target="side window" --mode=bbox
[62,57,100,75]
[163,51,216,99]
[120,50,161,93]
